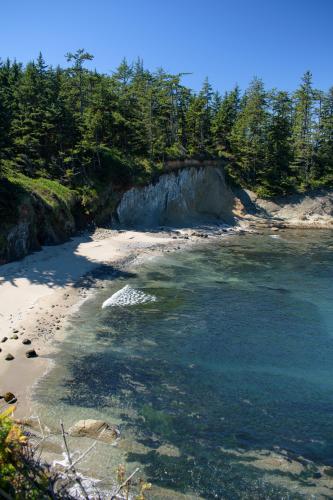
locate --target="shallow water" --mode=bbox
[34,230,333,498]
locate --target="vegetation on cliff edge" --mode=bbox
[0,50,332,259]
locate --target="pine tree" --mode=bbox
[291,71,316,185]
[186,78,214,156]
[230,77,268,186]
[316,87,333,182]
[11,55,52,173]
[65,49,94,118]
[211,85,240,155]
[265,90,293,192]
[0,59,21,159]
[0,51,332,195]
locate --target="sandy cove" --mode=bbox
[0,227,198,416]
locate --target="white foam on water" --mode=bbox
[102,285,157,308]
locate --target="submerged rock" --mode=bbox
[68,419,120,443]
[323,466,333,477]
[156,444,181,457]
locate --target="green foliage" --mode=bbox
[8,174,76,208]
[211,86,240,154]
[290,71,316,184]
[0,407,52,498]
[230,77,268,186]
[0,407,153,499]
[0,52,332,201]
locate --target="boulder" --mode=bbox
[68,419,120,443]
[3,392,17,404]
[5,353,14,361]
[11,334,18,340]
[1,337,8,343]
[323,466,333,477]
[22,339,31,345]
[25,349,38,358]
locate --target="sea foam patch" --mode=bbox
[102,285,157,308]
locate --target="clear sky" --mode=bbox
[1,0,332,93]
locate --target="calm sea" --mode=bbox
[34,230,333,498]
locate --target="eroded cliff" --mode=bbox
[116,166,240,227]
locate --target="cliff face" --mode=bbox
[116,165,333,229]
[0,181,77,264]
[116,166,239,227]
[0,174,121,264]
[1,165,332,264]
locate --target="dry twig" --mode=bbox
[60,419,90,500]
[111,467,140,500]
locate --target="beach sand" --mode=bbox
[0,228,183,416]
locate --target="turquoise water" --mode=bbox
[35,230,333,498]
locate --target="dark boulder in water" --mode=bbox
[1,337,8,343]
[5,353,14,360]
[22,339,31,345]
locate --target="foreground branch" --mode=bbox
[111,467,140,500]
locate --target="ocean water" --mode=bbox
[34,230,333,498]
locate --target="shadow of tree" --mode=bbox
[0,233,135,287]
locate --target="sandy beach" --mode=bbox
[0,221,295,417]
[0,227,192,416]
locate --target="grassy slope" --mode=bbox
[0,168,124,263]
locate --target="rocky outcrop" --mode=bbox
[239,189,333,228]
[116,165,333,228]
[2,165,332,264]
[0,181,77,264]
[116,166,239,227]
[0,176,122,264]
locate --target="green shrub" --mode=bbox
[0,407,52,499]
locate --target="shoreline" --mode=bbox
[1,223,333,498]
[1,225,238,417]
[1,221,331,417]
[0,228,189,416]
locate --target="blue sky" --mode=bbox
[1,0,332,93]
